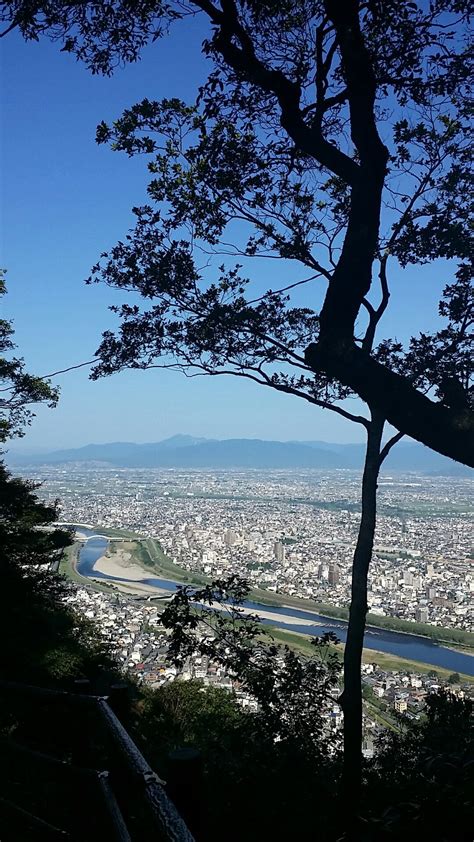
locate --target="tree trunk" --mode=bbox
[340,409,384,817]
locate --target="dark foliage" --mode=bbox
[161,575,342,756]
[134,678,344,842]
[1,5,473,834]
[139,575,345,841]
[0,462,110,685]
[0,281,112,686]
[365,691,474,841]
[0,275,58,442]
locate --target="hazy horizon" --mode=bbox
[9,432,373,453]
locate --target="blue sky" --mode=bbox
[2,23,448,450]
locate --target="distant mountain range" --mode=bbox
[6,434,472,475]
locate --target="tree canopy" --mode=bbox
[0,274,58,442]
[161,574,342,760]
[0,283,108,686]
[2,0,473,463]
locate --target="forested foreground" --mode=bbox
[0,459,472,840]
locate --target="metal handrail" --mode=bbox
[0,796,70,838]
[0,679,195,842]
[0,739,132,841]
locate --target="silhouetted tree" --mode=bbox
[0,283,107,685]
[155,575,344,839]
[0,273,58,441]
[369,691,473,840]
[161,575,342,759]
[136,674,343,841]
[0,460,110,684]
[1,2,472,459]
[0,277,69,603]
[3,0,473,807]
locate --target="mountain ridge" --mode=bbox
[6,437,472,475]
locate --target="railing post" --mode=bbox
[71,679,92,766]
[166,747,203,839]
[73,678,91,694]
[108,682,130,723]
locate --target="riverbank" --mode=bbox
[65,529,474,675]
[268,627,474,685]
[252,590,474,650]
[219,603,324,628]
[90,557,332,628]
[90,576,169,597]
[131,535,474,651]
[65,542,474,683]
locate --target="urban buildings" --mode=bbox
[20,464,472,633]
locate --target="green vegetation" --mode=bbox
[91,524,141,539]
[247,560,271,570]
[136,678,342,841]
[137,537,209,585]
[376,550,416,561]
[361,652,474,685]
[363,614,474,648]
[371,692,474,838]
[118,537,474,650]
[59,542,117,594]
[67,529,474,652]
[246,586,474,649]
[60,535,474,681]
[0,466,114,687]
[265,626,341,660]
[262,625,474,685]
[58,542,474,681]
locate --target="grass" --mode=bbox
[91,525,142,539]
[360,649,474,683]
[242,587,474,649]
[365,700,399,731]
[266,626,337,657]
[66,528,474,650]
[59,543,90,586]
[261,625,474,684]
[107,537,474,650]
[135,538,209,585]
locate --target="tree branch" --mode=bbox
[317,0,389,343]
[378,431,404,467]
[306,341,474,467]
[195,0,358,185]
[0,19,18,37]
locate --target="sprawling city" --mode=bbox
[14,463,474,747]
[22,464,472,630]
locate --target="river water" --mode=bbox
[73,529,474,676]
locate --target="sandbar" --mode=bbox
[215,603,323,628]
[93,551,149,581]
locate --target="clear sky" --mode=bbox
[1,23,448,450]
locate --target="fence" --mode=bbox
[0,679,195,841]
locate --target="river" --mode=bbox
[73,529,474,676]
